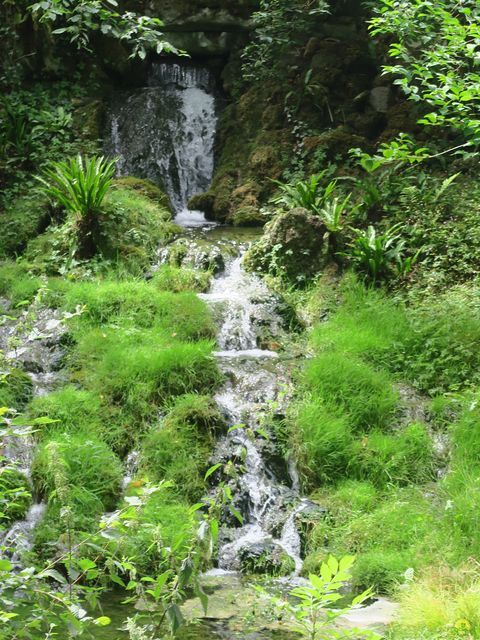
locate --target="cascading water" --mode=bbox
[105,62,217,226]
[199,251,307,575]
[0,302,68,558]
[105,60,311,572]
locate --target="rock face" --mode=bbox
[138,0,257,55]
[244,208,328,284]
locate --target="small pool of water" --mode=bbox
[92,574,297,640]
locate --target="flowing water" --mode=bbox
[0,302,67,555]
[2,62,308,638]
[105,62,217,226]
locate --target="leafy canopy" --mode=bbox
[370,0,480,146]
[29,0,181,59]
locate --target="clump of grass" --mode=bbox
[350,423,436,488]
[304,352,398,432]
[0,367,33,409]
[0,467,32,524]
[74,330,220,423]
[32,432,123,512]
[310,274,409,363]
[351,549,412,594]
[152,265,212,293]
[139,394,222,501]
[0,261,43,306]
[391,565,480,638]
[63,280,215,339]
[293,399,353,486]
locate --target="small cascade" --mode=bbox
[0,305,67,558]
[0,503,46,563]
[200,248,306,575]
[105,62,218,226]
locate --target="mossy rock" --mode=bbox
[112,176,173,213]
[309,126,367,161]
[244,207,328,285]
[0,194,51,259]
[188,192,215,216]
[0,467,32,524]
[165,238,225,273]
[72,99,104,143]
[0,368,34,409]
[139,394,223,501]
[230,205,266,227]
[239,541,296,577]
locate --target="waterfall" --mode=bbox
[105,62,218,227]
[199,249,306,575]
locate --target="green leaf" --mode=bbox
[204,463,222,480]
[78,558,96,571]
[0,559,13,572]
[95,616,111,626]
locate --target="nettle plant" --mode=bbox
[258,555,380,640]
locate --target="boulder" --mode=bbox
[239,540,296,576]
[243,208,328,284]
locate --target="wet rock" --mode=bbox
[239,540,296,576]
[165,238,226,273]
[243,208,328,284]
[370,86,390,113]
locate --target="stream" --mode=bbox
[0,60,390,638]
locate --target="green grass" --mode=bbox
[293,399,353,485]
[0,467,32,525]
[304,352,398,432]
[0,261,43,307]
[0,367,33,409]
[0,194,51,259]
[152,265,212,293]
[62,280,215,340]
[113,490,195,575]
[389,285,480,395]
[310,275,409,363]
[32,432,123,512]
[139,394,223,501]
[350,423,436,488]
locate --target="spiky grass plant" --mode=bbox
[37,155,116,258]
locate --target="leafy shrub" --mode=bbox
[37,155,116,258]
[32,432,123,512]
[272,173,337,214]
[389,286,480,394]
[119,493,195,574]
[304,352,398,432]
[347,224,418,284]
